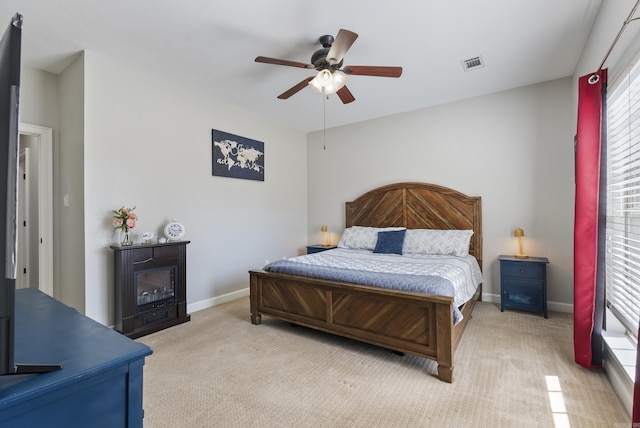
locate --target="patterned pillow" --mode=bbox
[337,226,406,250]
[402,229,474,257]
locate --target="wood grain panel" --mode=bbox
[346,182,482,269]
[332,292,432,346]
[346,189,404,227]
[260,279,327,320]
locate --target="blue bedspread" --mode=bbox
[263,259,462,324]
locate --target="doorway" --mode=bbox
[17,124,53,297]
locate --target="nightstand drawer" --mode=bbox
[500,262,544,279]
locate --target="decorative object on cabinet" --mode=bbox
[513,227,528,259]
[498,255,549,318]
[111,241,191,338]
[141,232,153,244]
[321,225,329,246]
[164,219,185,241]
[212,129,264,181]
[112,205,138,246]
[306,244,338,254]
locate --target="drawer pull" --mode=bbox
[133,257,153,265]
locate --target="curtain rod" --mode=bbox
[594,0,640,77]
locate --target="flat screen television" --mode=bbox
[0,13,59,375]
[0,12,23,376]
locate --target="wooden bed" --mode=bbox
[249,182,482,382]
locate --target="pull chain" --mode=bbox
[323,94,326,150]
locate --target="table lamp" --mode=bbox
[514,228,528,259]
[321,225,329,246]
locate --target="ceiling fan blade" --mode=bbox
[336,86,355,104]
[326,29,358,66]
[255,56,314,69]
[277,77,315,99]
[343,66,403,78]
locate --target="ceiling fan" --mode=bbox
[255,29,403,104]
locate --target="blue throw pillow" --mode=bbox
[373,229,406,255]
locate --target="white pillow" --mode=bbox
[337,226,406,250]
[402,229,473,257]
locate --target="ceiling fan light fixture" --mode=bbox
[308,69,347,95]
[257,28,400,104]
[332,70,347,90]
[309,69,332,93]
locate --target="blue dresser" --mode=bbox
[0,289,152,427]
[498,255,549,318]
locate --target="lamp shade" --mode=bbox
[332,70,347,91]
[514,228,528,258]
[321,225,329,246]
[308,70,347,95]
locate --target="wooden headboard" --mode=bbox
[345,182,482,268]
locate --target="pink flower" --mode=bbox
[112,206,138,231]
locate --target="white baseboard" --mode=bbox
[188,290,575,315]
[188,290,573,314]
[482,293,574,313]
[187,288,249,314]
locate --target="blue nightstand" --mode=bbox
[498,255,549,318]
[306,244,337,254]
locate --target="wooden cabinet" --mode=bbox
[498,255,549,318]
[0,289,152,427]
[306,244,337,254]
[112,241,190,338]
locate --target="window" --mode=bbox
[606,52,640,339]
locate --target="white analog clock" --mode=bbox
[163,219,185,241]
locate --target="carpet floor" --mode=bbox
[137,298,629,427]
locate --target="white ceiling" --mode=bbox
[0,0,603,133]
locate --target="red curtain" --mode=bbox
[574,69,607,369]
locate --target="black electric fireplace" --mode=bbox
[135,266,176,312]
[112,241,190,338]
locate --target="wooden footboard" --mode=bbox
[250,269,479,383]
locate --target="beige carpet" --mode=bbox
[137,298,628,427]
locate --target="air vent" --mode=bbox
[461,56,484,71]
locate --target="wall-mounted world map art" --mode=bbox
[212,129,264,181]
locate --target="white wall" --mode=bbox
[57,53,85,312]
[574,1,640,91]
[19,67,58,130]
[23,1,634,322]
[81,52,307,324]
[307,77,575,309]
[20,62,86,313]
